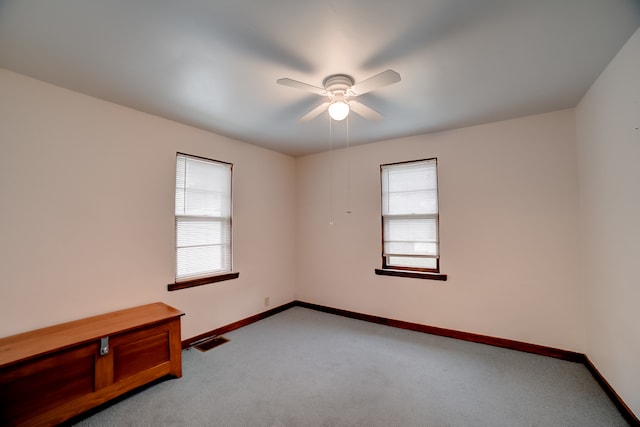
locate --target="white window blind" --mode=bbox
[175,154,232,281]
[381,159,440,271]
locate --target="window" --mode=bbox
[169,153,238,291]
[376,158,446,280]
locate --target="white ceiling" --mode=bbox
[1,1,639,157]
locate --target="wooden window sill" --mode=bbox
[375,269,447,281]
[168,272,239,291]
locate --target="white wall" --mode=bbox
[576,28,640,417]
[296,109,584,352]
[0,69,297,340]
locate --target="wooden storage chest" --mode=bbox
[0,302,184,426]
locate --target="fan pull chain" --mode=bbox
[329,116,334,225]
[346,115,352,214]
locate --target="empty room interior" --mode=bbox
[1,1,639,425]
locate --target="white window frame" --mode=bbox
[171,153,235,290]
[380,158,442,275]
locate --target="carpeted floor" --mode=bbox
[73,307,628,426]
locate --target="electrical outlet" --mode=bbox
[264,297,270,307]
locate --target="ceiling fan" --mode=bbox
[277,69,401,122]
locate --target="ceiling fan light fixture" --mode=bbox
[277,70,400,122]
[328,100,349,121]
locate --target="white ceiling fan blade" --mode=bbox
[277,78,327,96]
[300,102,330,122]
[350,69,401,96]
[350,101,383,121]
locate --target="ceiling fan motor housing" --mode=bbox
[323,74,354,99]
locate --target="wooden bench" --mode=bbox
[0,302,184,426]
